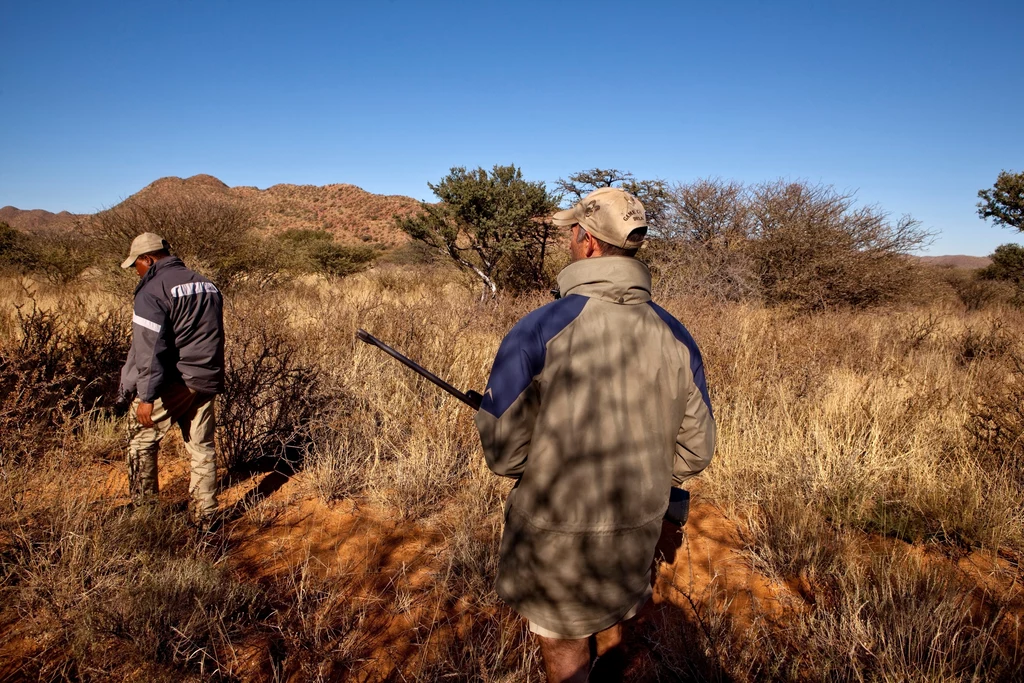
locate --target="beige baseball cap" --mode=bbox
[120,232,170,269]
[551,187,648,248]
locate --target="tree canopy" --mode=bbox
[978,170,1024,232]
[396,165,559,297]
[979,243,1024,286]
[555,168,671,236]
[643,178,932,309]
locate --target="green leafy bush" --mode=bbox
[396,164,559,297]
[0,221,35,271]
[276,228,380,278]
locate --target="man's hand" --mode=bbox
[664,487,690,526]
[136,402,156,428]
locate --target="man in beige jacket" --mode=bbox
[475,187,716,681]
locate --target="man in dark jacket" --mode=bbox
[117,232,225,525]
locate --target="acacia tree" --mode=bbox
[555,168,671,236]
[396,165,558,298]
[978,170,1024,232]
[555,168,635,202]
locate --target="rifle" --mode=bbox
[356,329,483,410]
[357,329,691,525]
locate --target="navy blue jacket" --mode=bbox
[120,257,225,402]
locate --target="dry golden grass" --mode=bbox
[701,303,1024,550]
[1,266,1022,681]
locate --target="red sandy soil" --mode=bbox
[220,471,798,680]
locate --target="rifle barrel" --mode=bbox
[356,329,481,409]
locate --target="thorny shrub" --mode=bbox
[646,178,932,309]
[89,194,287,291]
[0,301,129,464]
[219,304,336,472]
[955,319,1015,365]
[645,237,760,302]
[940,266,1017,311]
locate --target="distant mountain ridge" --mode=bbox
[0,206,83,233]
[916,255,992,269]
[1,174,422,246]
[0,177,999,263]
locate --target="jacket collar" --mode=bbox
[135,256,184,295]
[556,256,652,304]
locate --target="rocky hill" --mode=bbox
[1,174,422,246]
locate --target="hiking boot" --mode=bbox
[192,511,223,535]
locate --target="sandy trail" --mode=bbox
[220,462,797,680]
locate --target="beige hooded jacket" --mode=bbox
[475,256,716,636]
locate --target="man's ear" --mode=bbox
[585,232,599,258]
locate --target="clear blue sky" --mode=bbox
[2,0,1021,255]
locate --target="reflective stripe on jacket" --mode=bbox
[120,257,225,402]
[475,256,716,635]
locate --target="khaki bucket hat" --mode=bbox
[552,187,648,248]
[120,232,170,269]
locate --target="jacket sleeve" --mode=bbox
[673,372,716,486]
[119,338,138,395]
[474,327,543,479]
[132,291,172,403]
[474,296,587,479]
[475,385,539,478]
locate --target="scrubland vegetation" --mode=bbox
[1,174,1023,681]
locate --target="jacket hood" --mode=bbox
[556,256,652,304]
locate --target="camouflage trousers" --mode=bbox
[127,383,217,522]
